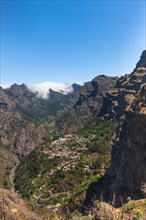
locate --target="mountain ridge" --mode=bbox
[1,81,83,99]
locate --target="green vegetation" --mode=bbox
[0,145,17,190]
[14,119,117,213]
[124,199,146,220]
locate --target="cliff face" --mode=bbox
[100,50,146,120]
[135,50,146,69]
[83,51,146,210]
[106,84,146,203]
[83,84,146,210]
[58,75,118,135]
[0,85,47,158]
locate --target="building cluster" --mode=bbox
[42,134,88,172]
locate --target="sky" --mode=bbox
[1,0,146,85]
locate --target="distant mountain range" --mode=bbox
[0,75,118,158]
[1,81,84,97]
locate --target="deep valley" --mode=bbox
[0,50,146,220]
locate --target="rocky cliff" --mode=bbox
[106,84,146,204]
[100,50,146,120]
[83,51,146,210]
[0,85,47,158]
[0,188,45,220]
[58,75,118,134]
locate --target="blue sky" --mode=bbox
[1,0,146,85]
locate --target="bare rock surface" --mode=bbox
[100,50,146,120]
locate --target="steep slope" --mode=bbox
[100,50,146,120]
[106,84,146,204]
[0,75,117,159]
[58,75,118,134]
[83,78,146,210]
[0,85,48,158]
[0,83,81,157]
[4,83,81,119]
[14,119,117,213]
[0,83,81,190]
[2,51,146,219]
[0,148,18,189]
[134,49,146,69]
[0,188,47,220]
[0,75,116,192]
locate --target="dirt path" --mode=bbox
[10,163,19,192]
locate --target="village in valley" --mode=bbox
[41,134,89,172]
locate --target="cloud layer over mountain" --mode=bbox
[27,82,74,98]
[1,81,84,98]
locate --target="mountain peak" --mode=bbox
[136,50,146,69]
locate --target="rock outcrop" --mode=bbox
[0,188,43,220]
[58,75,118,134]
[83,51,146,210]
[105,84,146,204]
[135,50,146,69]
[0,85,47,158]
[100,50,146,120]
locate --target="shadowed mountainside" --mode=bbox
[58,75,118,135]
[83,50,146,211]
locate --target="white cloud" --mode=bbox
[0,83,12,89]
[27,81,74,98]
[1,81,84,99]
[74,82,85,86]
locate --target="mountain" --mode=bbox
[83,50,146,212]
[58,75,118,134]
[1,50,146,220]
[0,75,118,218]
[0,83,81,157]
[0,76,117,159]
[0,82,82,190]
[0,84,47,155]
[0,75,117,193]
[100,50,146,121]
[4,82,81,119]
